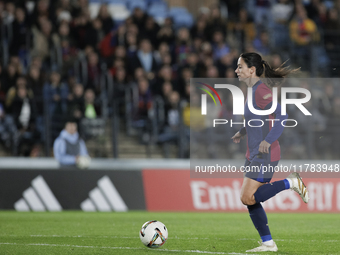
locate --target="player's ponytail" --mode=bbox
[240,52,299,87]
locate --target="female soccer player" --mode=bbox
[232,52,309,252]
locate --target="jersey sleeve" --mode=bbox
[255,85,273,110]
[264,102,288,144]
[255,84,287,144]
[239,127,247,135]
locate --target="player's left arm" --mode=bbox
[255,86,288,153]
[259,102,288,153]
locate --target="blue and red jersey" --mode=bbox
[239,80,287,162]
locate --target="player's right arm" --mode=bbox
[231,128,246,144]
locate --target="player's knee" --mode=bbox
[240,194,255,205]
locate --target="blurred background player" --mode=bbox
[53,118,90,168]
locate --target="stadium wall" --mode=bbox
[0,158,339,213]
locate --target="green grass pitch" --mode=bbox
[0,212,339,255]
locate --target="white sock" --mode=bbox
[286,178,293,189]
[263,239,274,246]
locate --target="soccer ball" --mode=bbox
[76,156,91,169]
[139,220,168,248]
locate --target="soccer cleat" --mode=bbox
[246,241,278,252]
[287,172,309,203]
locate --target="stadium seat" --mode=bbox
[104,0,126,4]
[127,0,147,11]
[150,13,168,25]
[89,2,101,19]
[148,3,167,13]
[168,6,188,17]
[107,4,131,21]
[146,0,165,4]
[173,13,194,29]
[147,3,167,17]
[148,2,167,10]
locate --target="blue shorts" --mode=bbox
[244,158,279,183]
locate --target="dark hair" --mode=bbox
[65,116,77,125]
[240,52,299,86]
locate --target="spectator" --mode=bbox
[269,53,283,69]
[192,37,203,53]
[271,0,294,50]
[252,30,271,56]
[9,56,24,76]
[129,38,157,80]
[225,67,236,78]
[217,53,236,77]
[157,17,175,46]
[86,51,101,93]
[3,2,15,25]
[43,71,68,115]
[85,18,105,50]
[57,22,78,76]
[6,76,34,113]
[97,4,114,35]
[222,0,242,22]
[324,7,340,76]
[289,4,319,69]
[84,88,99,119]
[12,85,40,156]
[141,16,160,47]
[158,91,181,143]
[185,52,200,77]
[206,65,219,78]
[72,0,89,18]
[161,81,173,100]
[253,0,272,31]
[152,65,173,96]
[10,7,30,58]
[53,118,89,168]
[289,4,319,46]
[324,7,340,50]
[72,13,91,49]
[30,0,51,27]
[125,32,138,58]
[206,5,227,41]
[68,83,85,122]
[31,17,57,62]
[305,0,322,22]
[133,78,152,128]
[228,8,256,51]
[191,18,208,40]
[114,45,128,65]
[154,42,170,66]
[131,7,147,32]
[26,65,44,116]
[113,67,128,99]
[2,63,19,95]
[177,67,193,99]
[134,67,146,81]
[212,30,230,61]
[199,41,213,62]
[175,28,191,65]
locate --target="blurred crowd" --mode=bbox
[0,0,339,159]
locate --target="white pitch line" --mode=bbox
[1,235,339,243]
[0,242,254,255]
[0,234,208,240]
[237,238,339,243]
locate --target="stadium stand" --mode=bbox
[0,0,339,159]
